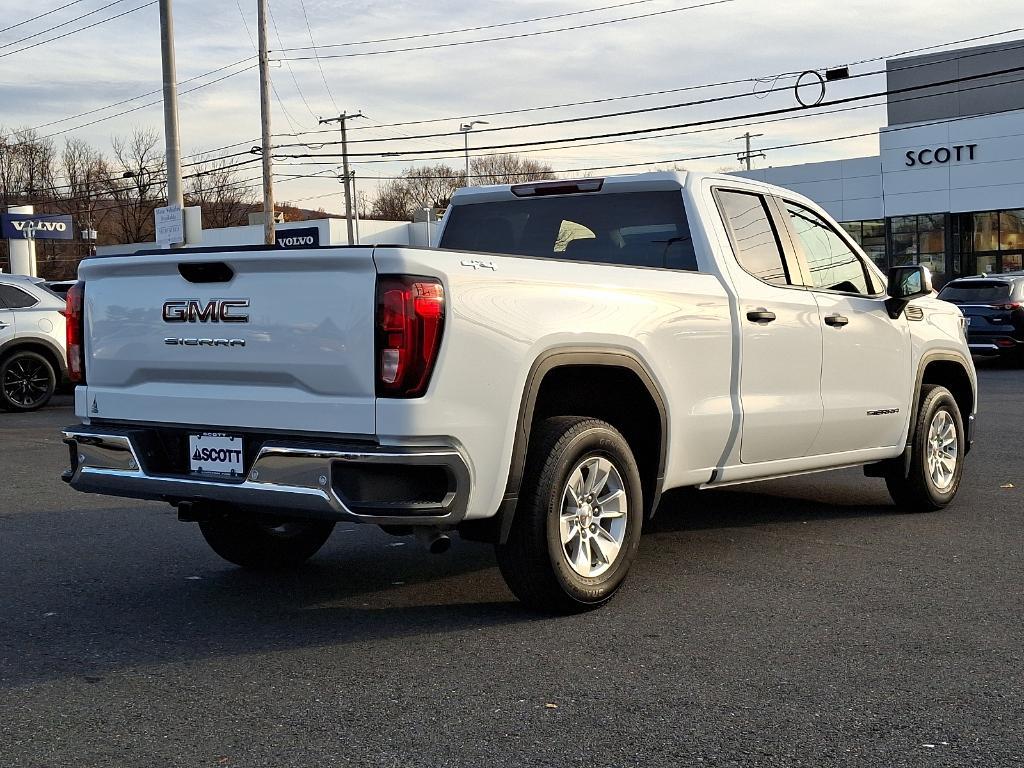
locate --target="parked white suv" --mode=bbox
[60,172,976,612]
[0,275,67,411]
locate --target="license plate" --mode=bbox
[189,433,244,476]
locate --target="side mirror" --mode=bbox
[885,264,933,318]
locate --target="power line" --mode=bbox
[265,0,321,123]
[20,56,255,133]
[275,0,687,53]
[248,25,1024,147]
[277,0,738,61]
[0,0,89,35]
[0,0,130,50]
[295,0,337,112]
[273,36,1024,150]
[0,1,155,59]
[267,62,1024,159]
[39,63,257,140]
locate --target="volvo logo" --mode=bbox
[277,235,316,247]
[162,299,250,323]
[11,219,68,233]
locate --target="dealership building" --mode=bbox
[736,39,1024,285]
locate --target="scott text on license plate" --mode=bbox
[189,433,243,476]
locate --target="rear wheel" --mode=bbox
[198,514,335,569]
[885,384,965,512]
[496,416,644,613]
[0,350,56,412]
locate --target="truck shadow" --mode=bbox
[2,473,903,689]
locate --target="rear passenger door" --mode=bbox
[776,199,910,455]
[714,189,823,464]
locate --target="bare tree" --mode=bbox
[470,154,554,185]
[370,164,465,221]
[186,154,258,229]
[370,177,417,221]
[105,128,164,244]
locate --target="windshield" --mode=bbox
[439,190,697,271]
[938,281,1012,303]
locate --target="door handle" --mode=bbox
[824,313,849,327]
[746,309,777,324]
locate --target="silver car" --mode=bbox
[0,275,67,412]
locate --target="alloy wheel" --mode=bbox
[3,357,52,408]
[926,409,958,491]
[559,455,628,578]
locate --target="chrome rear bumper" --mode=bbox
[62,425,470,526]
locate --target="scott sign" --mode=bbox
[1,213,74,240]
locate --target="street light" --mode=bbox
[459,121,489,186]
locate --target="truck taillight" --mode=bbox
[64,280,86,384]
[376,276,445,398]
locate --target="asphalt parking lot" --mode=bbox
[1,369,1021,768]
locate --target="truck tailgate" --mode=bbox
[77,247,376,435]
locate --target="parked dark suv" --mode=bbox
[938,273,1024,364]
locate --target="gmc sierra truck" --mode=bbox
[61,172,977,613]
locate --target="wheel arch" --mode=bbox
[0,336,67,380]
[916,352,975,452]
[461,347,668,544]
[868,351,977,480]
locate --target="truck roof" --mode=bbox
[448,170,805,206]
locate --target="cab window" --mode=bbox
[782,202,871,295]
[716,190,791,286]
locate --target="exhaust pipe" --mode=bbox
[416,528,452,554]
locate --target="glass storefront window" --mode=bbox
[839,219,887,269]
[952,210,1024,276]
[999,210,1024,252]
[973,212,999,252]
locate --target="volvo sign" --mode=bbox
[1,213,74,240]
[275,226,320,249]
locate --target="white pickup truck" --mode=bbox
[61,172,977,613]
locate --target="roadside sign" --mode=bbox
[275,226,320,249]
[155,205,184,246]
[1,213,74,240]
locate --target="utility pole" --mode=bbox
[319,112,364,245]
[735,132,766,171]
[459,121,488,186]
[158,0,184,246]
[257,0,275,245]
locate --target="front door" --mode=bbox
[778,200,911,455]
[714,188,824,464]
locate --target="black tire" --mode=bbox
[198,514,335,569]
[496,416,644,614]
[885,384,965,512]
[0,350,56,412]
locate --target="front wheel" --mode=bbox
[885,384,965,512]
[199,514,335,569]
[496,417,644,614]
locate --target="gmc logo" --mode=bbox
[162,299,250,323]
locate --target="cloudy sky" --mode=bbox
[1,0,1022,210]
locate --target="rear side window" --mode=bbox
[439,191,697,270]
[938,280,1012,303]
[0,284,38,309]
[782,202,871,295]
[716,190,790,286]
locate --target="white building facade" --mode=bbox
[737,39,1024,285]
